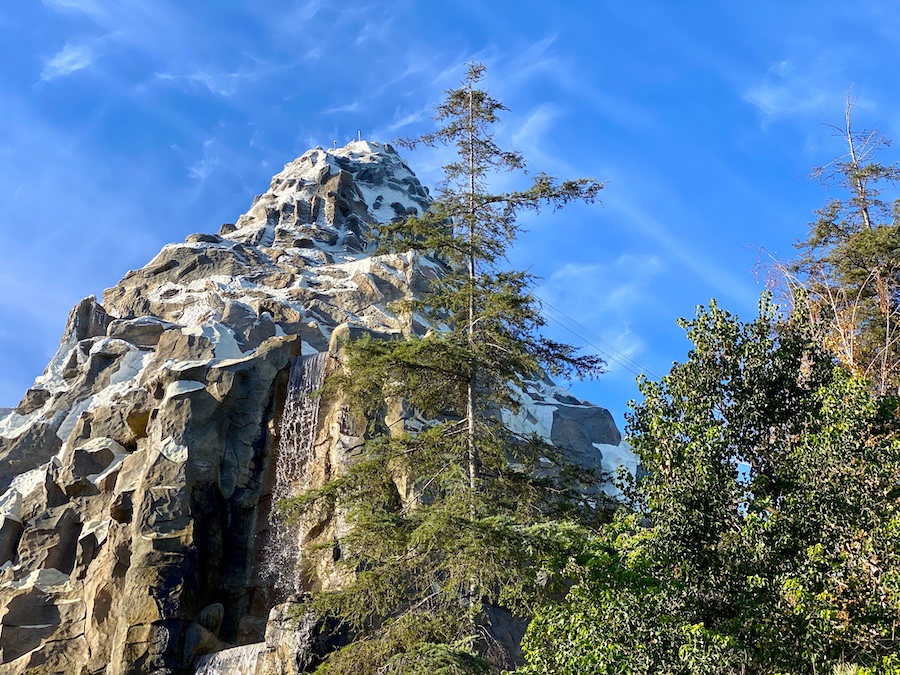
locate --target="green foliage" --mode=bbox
[287,62,607,674]
[519,297,900,674]
[385,62,605,386]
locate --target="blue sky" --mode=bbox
[2,1,899,429]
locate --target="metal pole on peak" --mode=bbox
[357,130,361,142]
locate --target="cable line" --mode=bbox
[535,294,663,381]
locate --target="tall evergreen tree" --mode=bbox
[789,96,900,393]
[286,62,605,674]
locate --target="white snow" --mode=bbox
[355,181,424,225]
[74,437,126,455]
[182,320,245,360]
[81,518,111,546]
[164,380,206,400]
[329,139,384,157]
[0,465,52,522]
[0,409,43,440]
[88,453,129,488]
[500,383,557,442]
[33,334,76,395]
[593,441,639,498]
[2,568,71,591]
[159,437,188,463]
[57,398,92,443]
[0,490,22,521]
[116,316,175,329]
[594,440,639,478]
[167,359,215,372]
[56,347,152,442]
[257,223,276,247]
[177,301,217,327]
[99,341,148,386]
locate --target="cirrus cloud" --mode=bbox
[41,38,104,80]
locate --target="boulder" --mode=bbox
[15,388,50,415]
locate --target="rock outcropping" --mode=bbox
[0,141,635,674]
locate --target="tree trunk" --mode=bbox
[466,74,478,500]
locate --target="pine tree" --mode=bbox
[287,62,605,674]
[789,96,900,393]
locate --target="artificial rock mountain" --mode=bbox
[0,141,636,674]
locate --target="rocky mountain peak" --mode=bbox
[0,142,633,674]
[221,140,430,253]
[96,141,438,370]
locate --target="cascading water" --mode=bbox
[265,351,329,597]
[193,643,267,675]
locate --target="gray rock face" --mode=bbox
[0,141,635,674]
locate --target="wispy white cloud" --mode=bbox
[323,101,362,115]
[355,16,393,46]
[277,0,327,25]
[41,0,106,17]
[41,0,191,73]
[41,39,103,80]
[153,69,264,97]
[490,35,659,139]
[42,0,176,33]
[511,103,563,150]
[370,105,432,141]
[743,56,862,121]
[186,138,219,182]
[188,156,217,181]
[543,255,665,316]
[745,61,830,117]
[267,0,378,43]
[501,35,558,85]
[604,191,759,310]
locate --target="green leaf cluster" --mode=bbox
[519,297,900,674]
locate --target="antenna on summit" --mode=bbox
[357,130,361,142]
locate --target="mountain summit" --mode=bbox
[0,142,634,674]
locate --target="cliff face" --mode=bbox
[0,141,635,674]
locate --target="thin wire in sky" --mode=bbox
[536,295,663,382]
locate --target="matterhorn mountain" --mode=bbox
[0,141,635,674]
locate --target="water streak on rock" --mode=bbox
[193,642,266,674]
[266,351,329,596]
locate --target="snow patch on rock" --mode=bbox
[0,466,49,521]
[164,380,207,400]
[500,384,557,442]
[2,568,71,592]
[56,346,151,442]
[160,437,188,463]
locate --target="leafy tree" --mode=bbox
[287,62,605,674]
[519,297,900,674]
[788,96,900,393]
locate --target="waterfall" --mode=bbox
[265,351,329,597]
[193,643,267,674]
